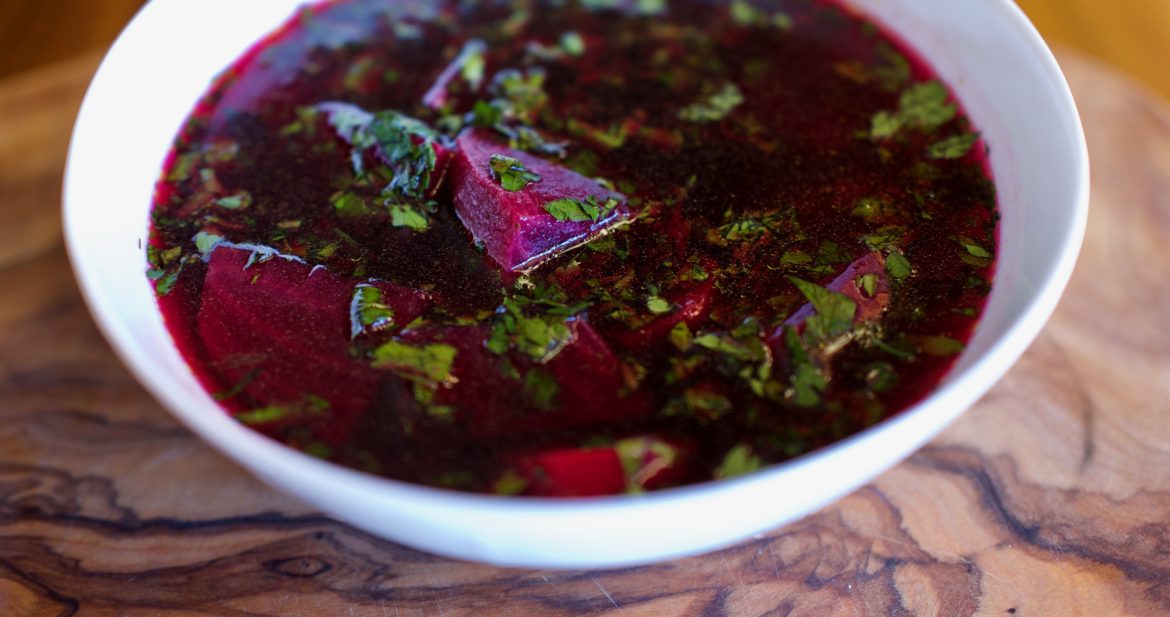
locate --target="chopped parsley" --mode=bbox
[489,154,542,191]
[371,341,458,386]
[886,251,912,280]
[869,80,957,139]
[542,195,618,222]
[788,277,857,341]
[350,284,395,339]
[928,132,979,159]
[679,82,744,123]
[715,444,763,479]
[523,368,559,411]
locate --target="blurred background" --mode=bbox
[0,0,1168,101]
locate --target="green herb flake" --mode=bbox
[920,335,966,357]
[215,191,252,210]
[669,321,693,351]
[371,341,458,386]
[788,277,857,340]
[886,251,912,280]
[234,395,330,426]
[560,31,586,56]
[489,154,542,191]
[193,231,224,259]
[350,284,395,339]
[858,273,878,298]
[523,368,559,411]
[492,470,529,496]
[869,80,957,140]
[331,190,370,217]
[542,195,617,222]
[646,296,673,315]
[780,250,813,266]
[928,132,979,159]
[961,239,992,259]
[679,83,744,123]
[715,444,763,479]
[388,203,430,232]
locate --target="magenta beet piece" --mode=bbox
[606,276,716,350]
[504,436,690,497]
[449,129,630,272]
[511,447,626,497]
[400,320,650,438]
[198,244,430,444]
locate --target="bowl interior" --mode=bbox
[64,0,1087,568]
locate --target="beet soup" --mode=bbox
[147,0,998,496]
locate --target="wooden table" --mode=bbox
[4,25,1170,617]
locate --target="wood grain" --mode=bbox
[1,51,1168,615]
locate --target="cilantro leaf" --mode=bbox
[388,202,431,231]
[371,341,457,386]
[350,284,395,339]
[679,83,744,123]
[489,154,542,191]
[886,251,912,280]
[928,132,979,159]
[646,296,673,315]
[715,444,762,479]
[560,31,586,56]
[788,277,857,340]
[869,80,957,140]
[542,196,617,222]
[920,335,966,356]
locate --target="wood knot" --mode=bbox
[263,556,332,578]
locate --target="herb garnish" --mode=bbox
[543,195,618,222]
[928,132,979,159]
[788,277,857,341]
[869,80,957,139]
[679,83,744,123]
[489,154,542,191]
[371,341,458,387]
[350,284,395,339]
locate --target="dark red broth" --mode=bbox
[148,0,997,496]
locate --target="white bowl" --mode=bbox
[64,0,1088,568]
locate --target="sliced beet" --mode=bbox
[449,129,630,272]
[606,276,716,350]
[396,319,651,438]
[197,244,430,445]
[504,435,690,497]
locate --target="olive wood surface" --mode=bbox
[1,51,1167,616]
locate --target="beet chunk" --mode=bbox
[197,244,430,445]
[503,436,690,497]
[606,276,716,350]
[396,319,650,439]
[449,129,630,272]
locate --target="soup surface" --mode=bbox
[148,0,998,496]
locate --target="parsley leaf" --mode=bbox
[542,195,618,222]
[715,444,763,479]
[489,154,542,191]
[646,296,673,315]
[788,277,857,340]
[371,341,458,386]
[679,83,744,123]
[928,132,979,159]
[886,251,912,280]
[920,335,966,356]
[388,203,431,231]
[869,80,957,139]
[350,284,395,339]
